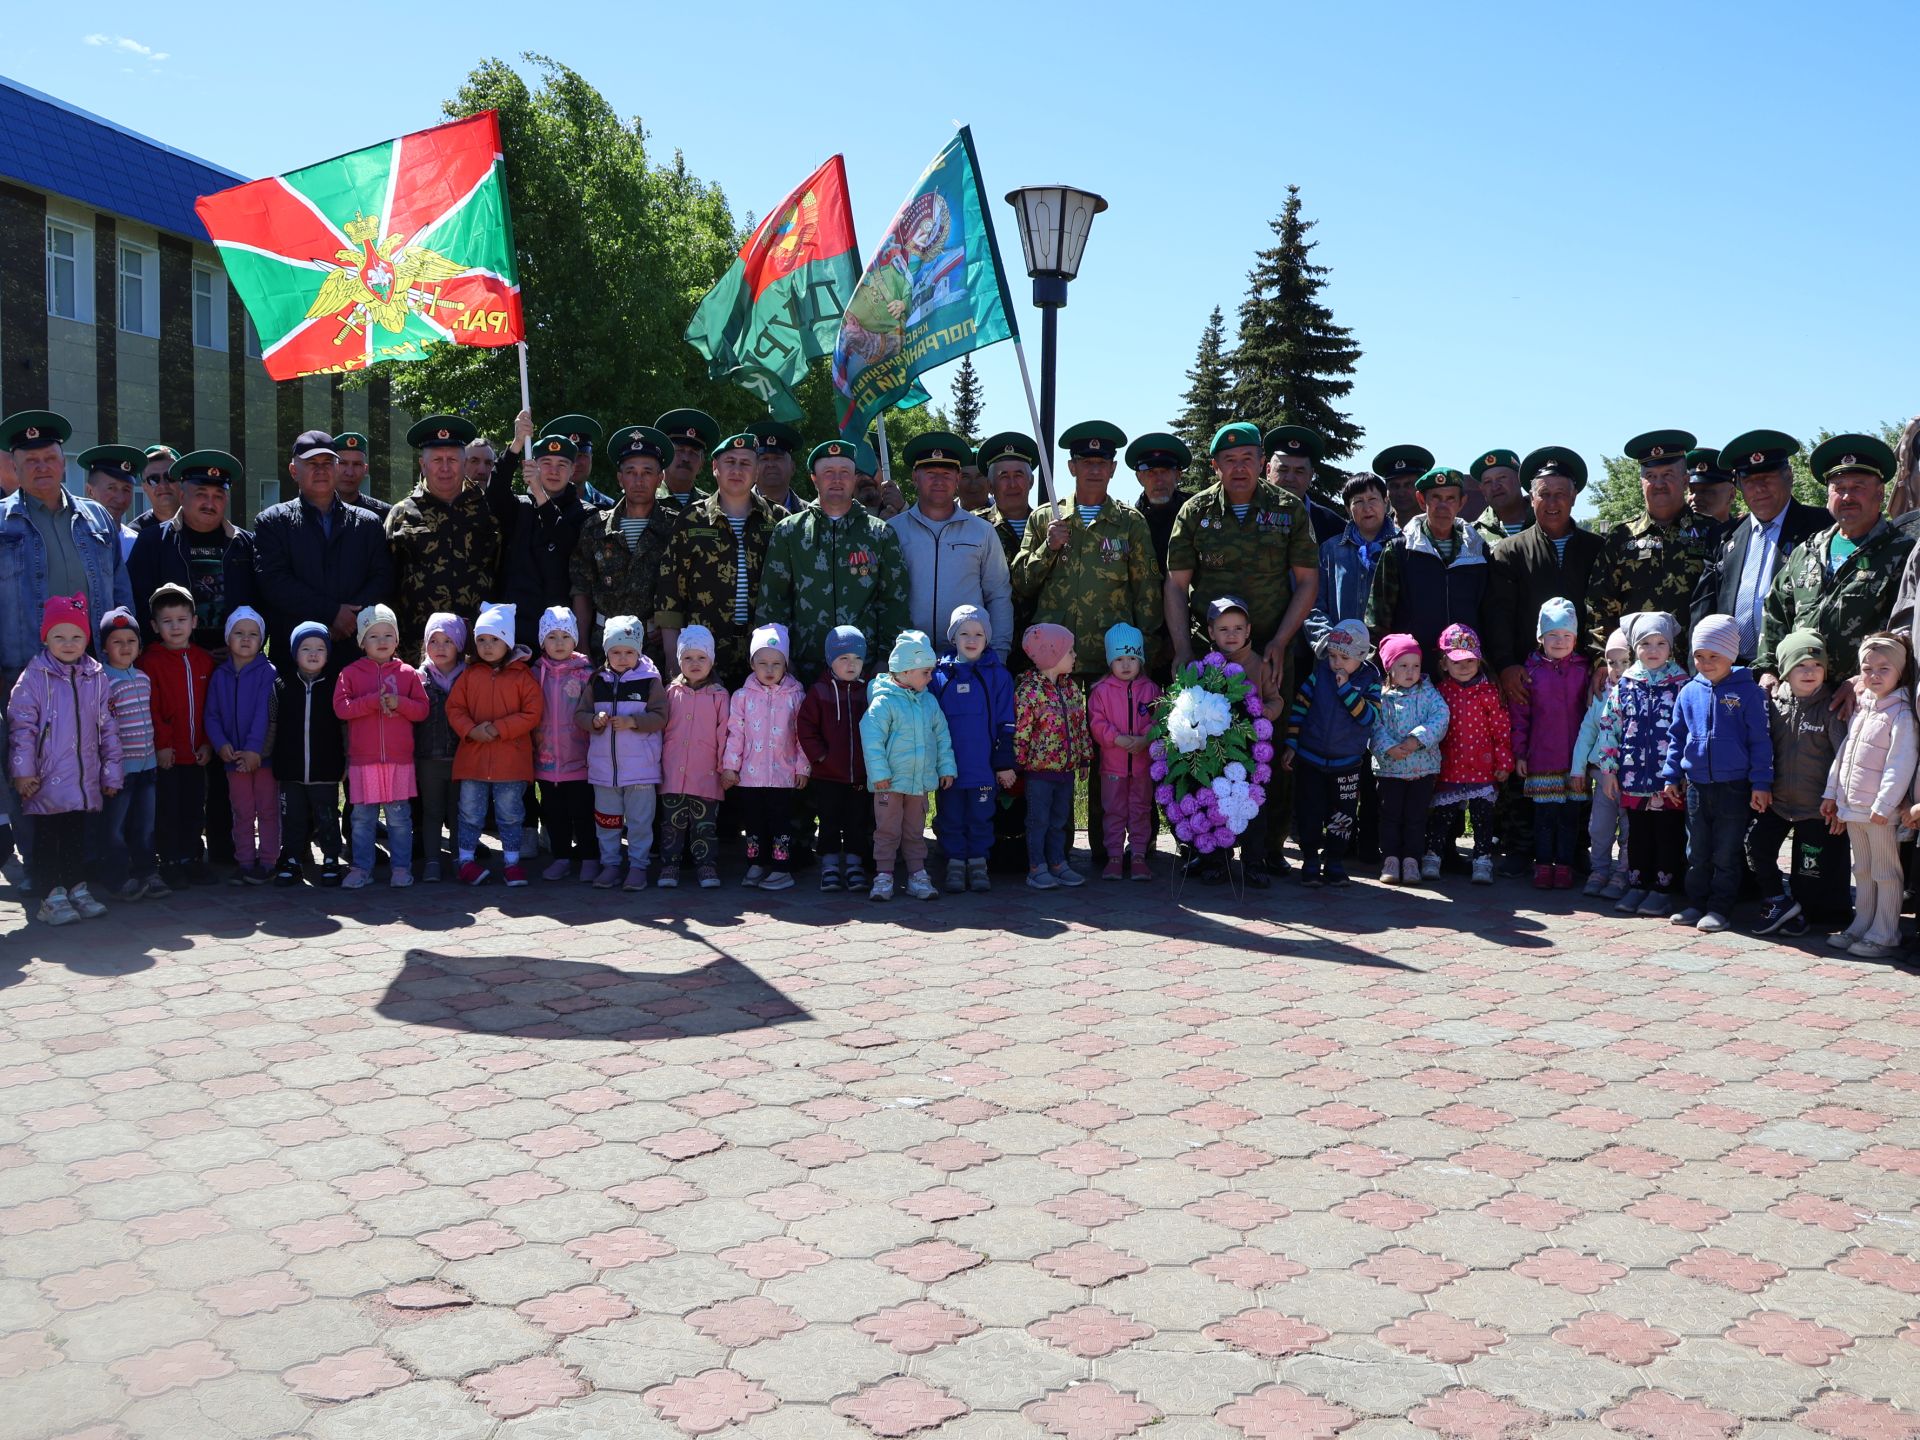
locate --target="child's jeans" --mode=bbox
[810,779,872,861]
[593,783,657,869]
[1376,775,1434,860]
[1097,772,1153,862]
[1293,762,1361,871]
[936,783,999,863]
[1683,780,1750,913]
[737,786,795,865]
[416,758,455,864]
[227,767,281,868]
[873,790,929,874]
[154,758,207,866]
[1025,770,1073,870]
[540,777,594,861]
[1532,800,1584,866]
[98,768,157,886]
[1845,819,1903,945]
[351,801,413,874]
[659,792,716,868]
[1587,769,1626,876]
[457,780,526,857]
[1746,809,1849,920]
[1626,802,1685,893]
[280,781,342,866]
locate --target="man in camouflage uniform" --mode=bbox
[1761,433,1911,706]
[655,408,718,517]
[1167,421,1321,875]
[386,412,518,644]
[977,431,1039,669]
[570,425,681,665]
[653,432,785,686]
[1584,429,1718,657]
[1128,432,1193,682]
[758,439,910,684]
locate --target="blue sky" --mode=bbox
[13,2,1917,510]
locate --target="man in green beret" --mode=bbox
[540,414,614,509]
[654,432,785,685]
[1365,466,1492,670]
[1265,425,1344,545]
[1695,438,1829,661]
[1373,443,1434,528]
[655,408,719,516]
[1584,428,1718,659]
[331,431,389,520]
[1468,448,1532,548]
[1484,447,1602,696]
[78,444,144,556]
[570,426,683,664]
[386,411,520,644]
[759,439,910,684]
[1128,432,1194,680]
[755,421,814,512]
[1767,434,1911,713]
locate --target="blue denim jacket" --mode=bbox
[0,490,133,674]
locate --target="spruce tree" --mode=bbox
[1227,185,1364,481]
[948,355,984,444]
[1170,307,1231,488]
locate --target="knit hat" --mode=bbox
[538,605,578,644]
[40,592,87,642]
[425,613,466,651]
[224,604,266,643]
[1776,629,1828,677]
[353,602,397,643]
[1624,611,1676,651]
[1325,619,1372,661]
[603,615,644,654]
[289,620,330,655]
[1690,613,1740,662]
[1378,633,1421,672]
[1537,597,1578,638]
[888,629,937,672]
[1438,622,1482,662]
[749,622,789,661]
[1604,628,1630,658]
[1104,622,1145,664]
[676,625,715,661]
[97,606,139,642]
[475,602,516,646]
[947,603,991,645]
[1022,622,1075,672]
[825,625,867,664]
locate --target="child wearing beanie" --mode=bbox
[931,605,1016,892]
[533,606,596,881]
[449,602,543,886]
[1823,632,1916,959]
[138,581,216,888]
[206,605,281,884]
[1594,611,1688,917]
[334,603,427,888]
[579,615,667,891]
[272,620,345,887]
[1510,598,1592,890]
[799,626,875,893]
[859,629,956,902]
[1371,633,1449,885]
[414,614,468,882]
[721,622,809,890]
[1572,628,1631,897]
[1015,623,1092,889]
[97,606,165,901]
[1747,629,1848,938]
[659,626,730,888]
[1087,622,1161,883]
[1427,622,1512,885]
[1283,618,1380,887]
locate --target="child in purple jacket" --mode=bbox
[205,605,280,884]
[1510,598,1592,889]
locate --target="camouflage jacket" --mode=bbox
[1473,511,1532,550]
[1164,480,1317,650]
[1011,494,1162,679]
[980,507,1036,672]
[1755,520,1914,682]
[756,505,910,683]
[1584,510,1719,655]
[569,503,680,628]
[385,480,501,647]
[652,491,785,637]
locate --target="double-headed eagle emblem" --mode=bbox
[306,212,468,344]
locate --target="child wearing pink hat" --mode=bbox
[1370,633,1449,885]
[1014,623,1091,889]
[1427,622,1511,884]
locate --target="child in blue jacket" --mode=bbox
[930,604,1015,894]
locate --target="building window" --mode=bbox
[119,243,160,335]
[244,314,263,358]
[192,265,227,350]
[46,222,81,320]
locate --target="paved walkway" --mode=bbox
[2,865,1917,1440]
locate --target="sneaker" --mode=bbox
[578,860,601,885]
[115,877,148,903]
[845,858,868,890]
[968,858,992,892]
[140,873,171,900]
[227,866,249,887]
[1326,868,1351,887]
[819,858,842,892]
[1533,863,1554,890]
[1129,856,1151,883]
[318,863,345,887]
[1101,859,1124,882]
[1601,875,1629,901]
[759,870,795,891]
[594,863,622,890]
[1243,861,1274,890]
[1401,857,1423,885]
[1777,914,1808,938]
[273,858,301,887]
[697,866,722,889]
[1026,867,1058,890]
[68,883,108,918]
[390,868,413,888]
[947,859,969,894]
[242,864,269,886]
[742,864,766,888]
[1849,938,1898,960]
[542,858,572,882]
[1380,858,1400,886]
[1670,907,1703,927]
[459,860,489,886]
[1828,929,1866,951]
[1753,896,1803,936]
[341,867,372,890]
[1471,856,1495,885]
[1696,912,1730,933]
[503,864,529,888]
[423,861,443,884]
[36,888,79,926]
[1582,869,1609,897]
[1300,866,1325,889]
[1421,852,1443,880]
[869,873,895,902]
[1050,865,1085,888]
[1614,887,1647,914]
[657,865,681,889]
[905,870,939,901]
[1552,865,1575,890]
[623,868,648,892]
[1635,890,1671,918]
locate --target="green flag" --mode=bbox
[832,127,1016,441]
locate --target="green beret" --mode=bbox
[757,421,802,455]
[532,434,578,463]
[332,431,369,455]
[903,431,973,470]
[76,444,144,480]
[1808,434,1895,483]
[1,410,72,453]
[407,415,477,450]
[1469,448,1519,479]
[1416,466,1468,493]
[1686,448,1733,485]
[1126,432,1192,471]
[1264,425,1326,463]
[169,449,243,486]
[1519,446,1587,491]
[608,425,673,466]
[1059,420,1126,459]
[1623,429,1697,467]
[713,433,760,457]
[655,409,719,452]
[1209,422,1264,457]
[1371,444,1435,479]
[540,414,602,450]
[978,431,1039,468]
[1722,430,1802,477]
[142,443,179,463]
[807,439,859,472]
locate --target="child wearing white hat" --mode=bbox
[719,623,810,890]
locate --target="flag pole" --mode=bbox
[516,342,532,457]
[1010,336,1055,510]
[874,414,893,490]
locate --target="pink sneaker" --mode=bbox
[1130,856,1152,882]
[1101,859,1124,882]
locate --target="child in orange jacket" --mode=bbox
[448,602,543,887]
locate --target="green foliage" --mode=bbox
[1171,307,1230,488]
[947,356,984,444]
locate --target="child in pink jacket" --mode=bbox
[659,626,730,890]
[333,604,429,888]
[532,607,596,881]
[1087,623,1162,882]
[721,622,810,891]
[1509,598,1592,889]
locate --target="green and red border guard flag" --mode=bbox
[196,111,523,381]
[686,155,862,421]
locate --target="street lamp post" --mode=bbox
[1003,185,1107,454]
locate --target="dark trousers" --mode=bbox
[1026,772,1074,870]
[417,758,456,863]
[1354,765,1380,863]
[539,778,595,862]
[989,774,1029,872]
[31,811,87,894]
[1684,781,1751,912]
[935,784,998,863]
[203,760,233,864]
[660,793,717,868]
[1746,809,1850,921]
[1429,796,1495,859]
[96,768,158,886]
[1293,762,1362,871]
[280,781,342,865]
[810,779,872,860]
[737,786,794,864]
[1627,804,1686,893]
[1531,800,1584,866]
[1377,775,1435,860]
[155,761,208,867]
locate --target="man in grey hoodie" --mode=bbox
[887,433,1014,661]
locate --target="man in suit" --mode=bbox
[1693,438,1830,662]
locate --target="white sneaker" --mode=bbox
[1379,857,1400,886]
[1696,912,1730,933]
[1582,870,1609,897]
[1670,907,1703,927]
[341,867,372,890]
[868,873,894,902]
[1050,865,1086,888]
[742,864,766,888]
[905,870,939,900]
[1470,856,1494,885]
[1849,938,1899,959]
[758,870,795,891]
[36,888,79,927]
[1420,852,1443,880]
[67,882,107,918]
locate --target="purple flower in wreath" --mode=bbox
[1173,819,1194,844]
[1154,783,1176,807]
[1203,651,1225,668]
[1248,783,1266,808]
[1148,739,1166,761]
[1194,831,1217,854]
[1252,741,1274,764]
[1251,762,1272,786]
[1245,695,1264,718]
[1149,759,1168,781]
[1252,717,1273,740]
[1223,662,1244,677]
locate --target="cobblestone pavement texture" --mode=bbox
[2,857,1918,1439]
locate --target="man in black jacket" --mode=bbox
[252,431,393,668]
[492,427,591,648]
[1690,442,1830,661]
[1484,449,1605,702]
[126,466,258,645]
